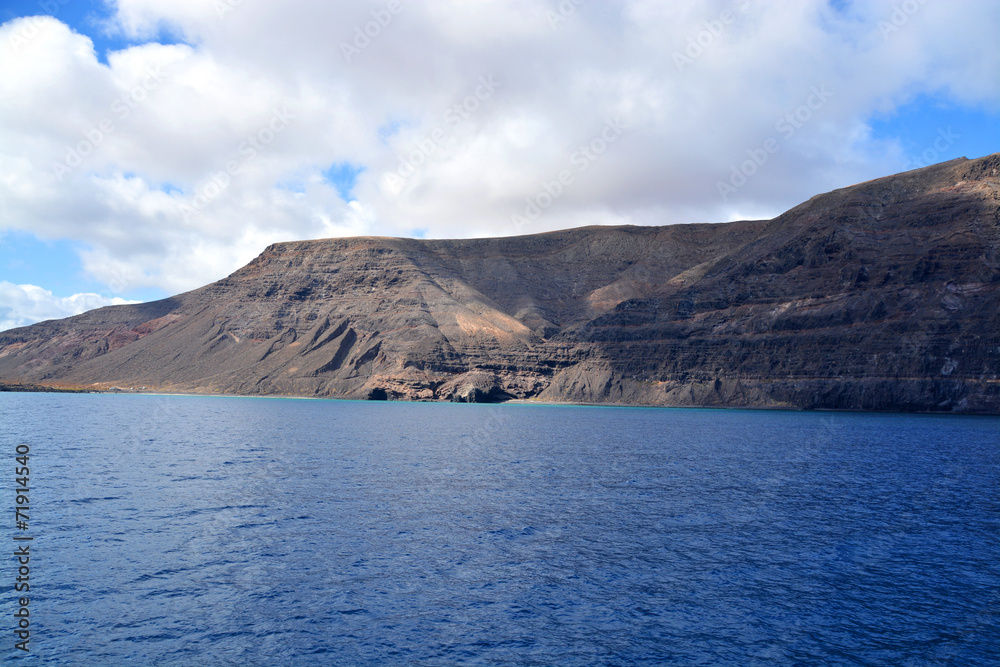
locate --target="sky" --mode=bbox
[0,0,998,331]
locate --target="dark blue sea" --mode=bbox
[1,393,998,665]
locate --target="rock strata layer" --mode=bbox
[2,154,999,413]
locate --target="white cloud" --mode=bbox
[0,282,140,331]
[0,0,998,325]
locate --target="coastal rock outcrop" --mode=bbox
[1,154,998,413]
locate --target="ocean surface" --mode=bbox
[1,392,998,665]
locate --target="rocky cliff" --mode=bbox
[2,153,999,412]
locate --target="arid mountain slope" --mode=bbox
[2,153,999,412]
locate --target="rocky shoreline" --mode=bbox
[2,154,998,414]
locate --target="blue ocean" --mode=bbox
[1,392,998,665]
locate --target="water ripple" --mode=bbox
[1,394,997,665]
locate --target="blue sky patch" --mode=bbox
[0,230,166,303]
[868,95,1000,167]
[377,119,407,144]
[158,182,183,196]
[0,0,189,65]
[323,162,365,202]
[276,178,306,195]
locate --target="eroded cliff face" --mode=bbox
[2,154,999,412]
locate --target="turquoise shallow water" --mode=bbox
[1,392,998,664]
